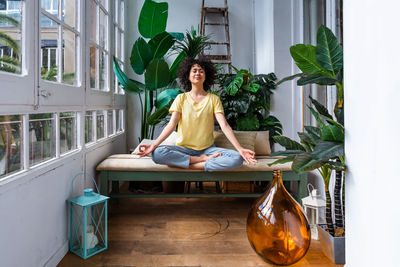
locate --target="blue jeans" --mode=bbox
[152,144,243,172]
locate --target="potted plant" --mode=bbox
[215,65,283,146]
[269,25,345,264]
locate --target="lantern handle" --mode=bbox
[71,172,100,195]
[307,183,315,198]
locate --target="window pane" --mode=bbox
[0,115,22,178]
[107,110,113,136]
[0,0,22,74]
[100,0,108,11]
[40,14,58,81]
[116,109,123,132]
[115,27,120,58]
[41,0,58,18]
[85,111,93,143]
[120,0,124,28]
[29,113,56,166]
[62,0,76,28]
[62,28,76,85]
[99,9,107,49]
[99,50,107,90]
[114,0,118,23]
[96,111,104,139]
[90,45,96,88]
[89,0,96,42]
[60,112,77,154]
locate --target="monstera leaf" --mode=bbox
[225,72,243,96]
[237,114,259,131]
[138,0,168,38]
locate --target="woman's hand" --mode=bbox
[238,148,257,165]
[137,144,156,157]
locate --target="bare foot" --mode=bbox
[200,153,222,161]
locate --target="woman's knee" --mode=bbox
[152,146,170,164]
[231,152,244,168]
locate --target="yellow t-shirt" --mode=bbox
[169,92,224,150]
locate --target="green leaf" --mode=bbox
[298,132,318,146]
[292,153,325,173]
[270,150,304,157]
[297,75,337,86]
[276,72,305,85]
[148,31,175,59]
[273,136,305,151]
[309,96,333,119]
[168,32,184,41]
[145,59,171,90]
[290,44,323,73]
[138,0,168,38]
[308,106,325,128]
[316,25,343,74]
[268,156,295,166]
[113,58,143,93]
[321,124,344,142]
[326,119,344,131]
[312,141,344,160]
[147,106,170,125]
[237,114,259,131]
[0,14,20,28]
[0,32,19,54]
[225,72,243,96]
[169,51,186,81]
[304,126,321,139]
[130,38,153,75]
[156,89,181,108]
[242,83,260,93]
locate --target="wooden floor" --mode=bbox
[59,183,343,267]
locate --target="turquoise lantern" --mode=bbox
[67,173,109,259]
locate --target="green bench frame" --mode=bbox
[99,170,308,202]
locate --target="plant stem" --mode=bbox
[325,187,335,235]
[334,169,344,228]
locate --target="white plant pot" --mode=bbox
[317,225,345,264]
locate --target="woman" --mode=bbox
[138,57,257,171]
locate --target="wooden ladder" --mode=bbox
[200,0,232,73]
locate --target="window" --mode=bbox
[0,0,126,181]
[90,0,109,91]
[113,0,124,94]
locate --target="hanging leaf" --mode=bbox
[145,59,170,90]
[290,44,323,73]
[169,51,186,81]
[321,124,344,142]
[113,58,143,94]
[316,25,343,74]
[312,141,344,160]
[225,72,243,96]
[298,132,318,146]
[297,75,337,86]
[273,136,305,151]
[237,114,259,131]
[268,156,295,166]
[138,0,168,39]
[130,37,153,75]
[148,31,175,59]
[156,89,181,108]
[168,32,184,41]
[147,106,170,125]
[292,153,325,173]
[308,106,325,128]
[309,96,333,119]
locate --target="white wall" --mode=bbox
[0,136,125,267]
[344,1,400,266]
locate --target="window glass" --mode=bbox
[85,111,93,144]
[62,0,76,29]
[96,110,105,139]
[107,110,113,136]
[0,115,22,178]
[60,112,77,154]
[40,14,58,81]
[29,113,56,166]
[62,28,76,85]
[0,0,23,74]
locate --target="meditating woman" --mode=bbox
[137,57,257,171]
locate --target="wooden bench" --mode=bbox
[96,154,308,202]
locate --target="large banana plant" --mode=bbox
[113,0,183,141]
[0,14,21,73]
[271,25,345,236]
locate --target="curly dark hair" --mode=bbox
[177,57,217,91]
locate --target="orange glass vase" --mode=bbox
[246,170,311,265]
